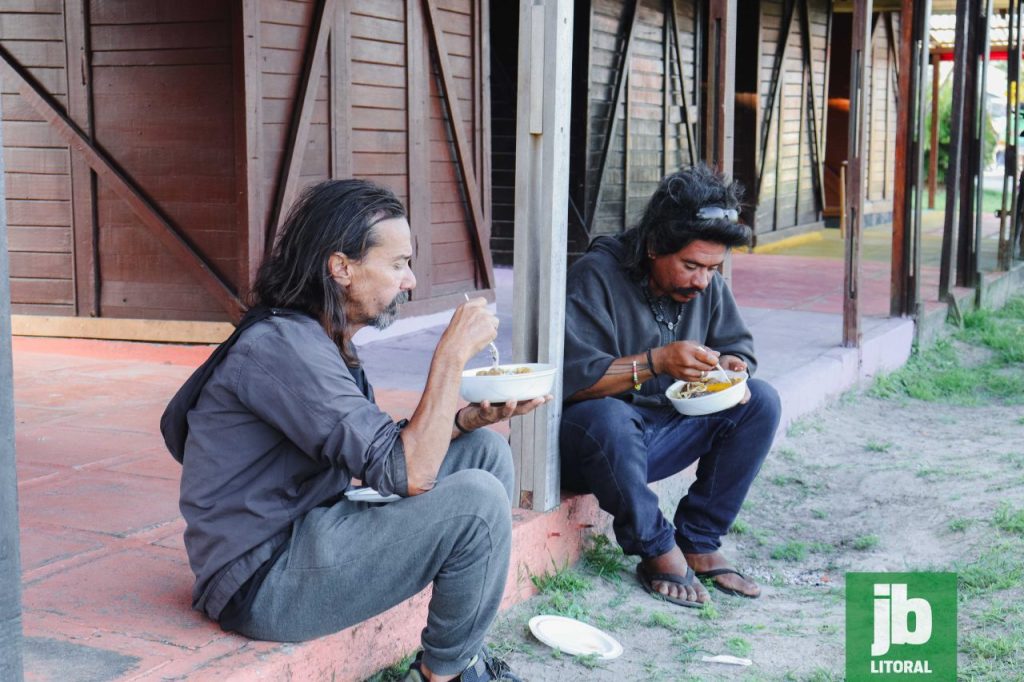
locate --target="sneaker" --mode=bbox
[401,648,521,682]
[457,647,521,682]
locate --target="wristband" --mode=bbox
[632,360,641,391]
[454,407,473,435]
[646,348,658,377]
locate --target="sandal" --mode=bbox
[636,562,705,608]
[695,567,761,599]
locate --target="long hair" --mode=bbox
[248,179,406,364]
[621,164,751,279]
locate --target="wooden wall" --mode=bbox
[567,0,700,257]
[91,1,239,321]
[753,0,830,237]
[1,0,491,322]
[0,0,73,316]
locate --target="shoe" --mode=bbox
[457,647,521,682]
[402,648,521,682]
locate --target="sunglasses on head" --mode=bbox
[696,206,740,223]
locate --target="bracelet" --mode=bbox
[646,348,658,377]
[632,360,641,391]
[454,407,473,435]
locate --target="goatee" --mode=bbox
[371,290,410,330]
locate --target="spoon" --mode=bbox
[464,293,501,371]
[698,346,731,383]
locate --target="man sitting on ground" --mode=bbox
[560,165,781,607]
[162,179,546,681]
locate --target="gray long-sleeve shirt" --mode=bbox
[179,311,408,619]
[563,235,757,406]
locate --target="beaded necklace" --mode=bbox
[641,279,685,332]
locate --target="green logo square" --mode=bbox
[846,572,957,681]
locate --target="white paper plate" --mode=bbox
[527,615,623,660]
[344,487,401,504]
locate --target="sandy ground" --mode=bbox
[480,370,1024,681]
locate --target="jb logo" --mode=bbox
[846,572,956,681]
[871,583,932,656]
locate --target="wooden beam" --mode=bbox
[928,55,939,209]
[510,0,574,511]
[706,0,736,175]
[663,0,671,175]
[265,0,335,254]
[236,0,264,292]
[891,0,932,317]
[10,315,234,344]
[407,0,433,299]
[756,0,797,199]
[0,44,243,322]
[587,0,640,230]
[940,0,974,296]
[845,0,873,348]
[64,0,98,318]
[797,0,824,214]
[422,0,494,290]
[668,0,696,166]
[331,5,352,179]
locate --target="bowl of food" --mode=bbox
[666,369,748,416]
[459,363,558,404]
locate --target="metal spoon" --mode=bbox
[464,294,501,371]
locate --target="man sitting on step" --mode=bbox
[162,179,547,682]
[560,165,782,608]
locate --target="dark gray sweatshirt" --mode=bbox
[563,235,757,406]
[179,311,407,619]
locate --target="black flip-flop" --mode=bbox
[636,563,705,608]
[695,567,761,599]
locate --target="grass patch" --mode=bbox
[363,653,415,682]
[948,517,973,532]
[530,562,593,620]
[993,503,1024,536]
[810,509,828,520]
[729,518,751,534]
[771,541,808,562]
[647,611,682,632]
[957,541,1024,596]
[872,299,1024,405]
[725,636,752,657]
[864,440,892,452]
[850,534,880,551]
[581,534,628,583]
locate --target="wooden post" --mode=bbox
[1001,0,1020,269]
[0,89,25,682]
[845,0,873,348]
[940,0,975,297]
[891,0,931,318]
[969,0,993,285]
[999,0,1016,269]
[955,0,985,288]
[840,160,848,238]
[510,0,574,512]
[64,0,98,317]
[237,0,265,290]
[706,0,736,282]
[928,54,939,210]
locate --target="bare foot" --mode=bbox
[684,551,761,598]
[641,547,711,604]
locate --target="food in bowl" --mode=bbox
[460,363,557,403]
[476,366,532,376]
[666,370,748,416]
[668,376,744,400]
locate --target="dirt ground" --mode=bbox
[478,342,1024,681]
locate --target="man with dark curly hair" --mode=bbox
[561,165,781,607]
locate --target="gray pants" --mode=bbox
[234,428,514,677]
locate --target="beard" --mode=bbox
[369,290,410,330]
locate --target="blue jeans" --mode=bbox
[560,379,781,558]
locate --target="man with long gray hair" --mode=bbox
[162,179,545,681]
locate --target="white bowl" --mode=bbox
[459,363,557,404]
[666,370,748,416]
